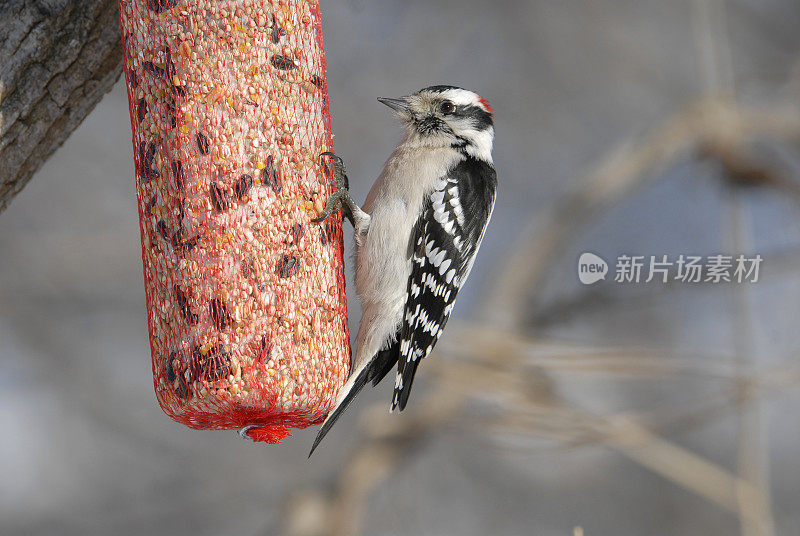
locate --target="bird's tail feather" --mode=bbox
[370,342,399,387]
[392,357,420,412]
[308,363,370,457]
[308,340,400,457]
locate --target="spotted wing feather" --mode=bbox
[392,157,497,411]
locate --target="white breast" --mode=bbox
[352,143,462,367]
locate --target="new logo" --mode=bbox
[578,252,608,285]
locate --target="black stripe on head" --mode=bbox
[454,104,493,130]
[417,115,454,136]
[419,84,463,94]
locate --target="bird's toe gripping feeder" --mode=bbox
[119,0,350,443]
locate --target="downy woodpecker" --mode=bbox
[309,86,497,455]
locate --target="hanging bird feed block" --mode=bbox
[118,0,351,444]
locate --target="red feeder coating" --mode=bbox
[118,0,351,442]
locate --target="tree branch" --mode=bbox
[0,0,122,212]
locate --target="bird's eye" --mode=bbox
[439,101,455,115]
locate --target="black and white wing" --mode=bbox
[392,157,497,411]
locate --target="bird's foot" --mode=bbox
[312,152,355,226]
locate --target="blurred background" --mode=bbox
[3,0,800,534]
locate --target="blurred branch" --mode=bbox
[601,415,761,519]
[691,0,735,97]
[702,0,778,531]
[439,322,754,380]
[727,185,776,536]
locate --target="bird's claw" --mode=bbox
[311,191,346,224]
[319,151,349,190]
[320,151,343,167]
[312,152,353,224]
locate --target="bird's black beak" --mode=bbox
[377,96,411,114]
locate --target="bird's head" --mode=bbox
[378,85,494,161]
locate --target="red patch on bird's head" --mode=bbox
[477,95,493,116]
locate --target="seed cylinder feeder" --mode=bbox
[118,0,350,443]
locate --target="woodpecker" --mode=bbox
[309,86,497,455]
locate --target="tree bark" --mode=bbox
[0,0,122,212]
